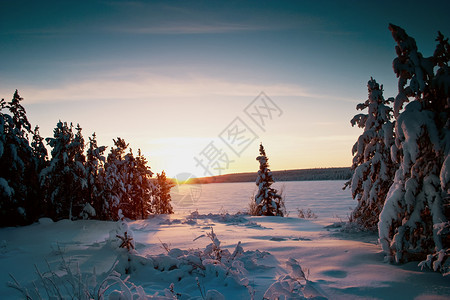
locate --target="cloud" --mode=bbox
[102,1,324,36]
[7,72,319,104]
[111,23,275,35]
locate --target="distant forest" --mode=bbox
[189,167,352,184]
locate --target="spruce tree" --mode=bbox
[132,149,154,218]
[0,97,16,225]
[378,25,449,273]
[69,124,88,218]
[253,143,284,216]
[0,91,36,225]
[86,133,106,219]
[103,138,129,220]
[153,170,174,215]
[347,78,396,230]
[122,148,138,219]
[41,121,87,220]
[27,126,48,222]
[103,139,154,220]
[31,126,48,173]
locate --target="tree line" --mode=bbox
[0,94,174,227]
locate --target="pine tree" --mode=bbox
[122,148,138,219]
[31,126,48,173]
[153,170,174,215]
[102,140,154,220]
[0,97,16,225]
[132,149,154,218]
[103,137,129,220]
[346,78,396,230]
[41,121,87,220]
[69,124,88,218]
[378,25,449,273]
[27,126,48,222]
[0,91,36,226]
[253,143,284,216]
[85,133,106,219]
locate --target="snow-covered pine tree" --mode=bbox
[41,121,88,220]
[26,125,48,222]
[0,91,36,226]
[85,133,106,219]
[121,148,138,219]
[0,98,9,203]
[152,170,174,215]
[346,78,396,230]
[253,143,285,216]
[132,149,154,218]
[69,124,88,218]
[0,97,15,224]
[40,121,72,219]
[378,24,450,273]
[103,140,154,220]
[31,126,48,174]
[103,137,129,220]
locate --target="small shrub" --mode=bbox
[297,208,317,219]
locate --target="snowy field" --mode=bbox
[1,181,449,299]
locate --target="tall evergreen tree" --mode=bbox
[41,121,87,220]
[31,126,48,173]
[346,78,396,230]
[0,91,36,225]
[27,126,48,222]
[378,25,449,273]
[86,133,106,219]
[121,148,138,219]
[253,143,284,216]
[0,97,16,225]
[131,149,154,218]
[103,139,154,220]
[69,124,88,218]
[103,137,129,220]
[153,170,174,215]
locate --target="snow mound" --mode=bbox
[38,217,54,225]
[158,211,265,228]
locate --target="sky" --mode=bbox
[1,0,449,178]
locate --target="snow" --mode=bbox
[1,181,449,299]
[441,154,450,190]
[0,177,13,197]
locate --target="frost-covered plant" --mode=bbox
[378,24,450,272]
[297,208,318,219]
[263,258,309,299]
[346,78,396,231]
[116,231,135,252]
[196,227,223,261]
[252,143,285,216]
[8,257,158,300]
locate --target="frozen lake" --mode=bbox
[172,180,354,225]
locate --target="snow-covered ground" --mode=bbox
[1,181,449,299]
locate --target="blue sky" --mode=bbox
[1,0,449,177]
